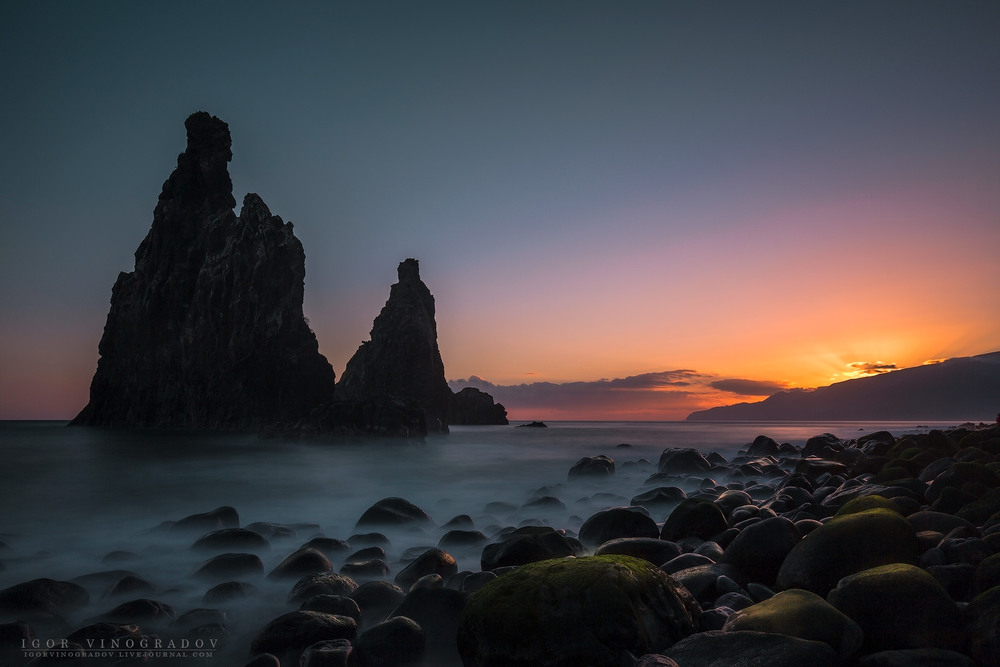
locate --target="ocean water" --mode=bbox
[0,419,959,659]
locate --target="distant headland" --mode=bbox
[71,112,506,435]
[687,351,1000,422]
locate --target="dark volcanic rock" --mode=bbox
[72,112,336,429]
[337,258,455,432]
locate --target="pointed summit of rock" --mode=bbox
[338,258,453,431]
[72,112,336,429]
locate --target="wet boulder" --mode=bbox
[92,598,176,628]
[352,616,425,666]
[288,573,359,606]
[267,547,332,581]
[170,506,240,535]
[203,581,258,604]
[776,508,920,595]
[458,555,700,667]
[193,552,264,580]
[568,455,615,479]
[660,498,728,542]
[664,629,838,666]
[299,639,352,667]
[722,589,863,660]
[480,526,577,570]
[393,548,457,591]
[631,486,688,515]
[827,563,964,652]
[579,506,659,549]
[299,595,362,624]
[0,578,90,617]
[249,611,357,666]
[349,581,406,628]
[658,448,713,475]
[355,497,433,529]
[390,587,466,664]
[594,537,682,566]
[192,528,270,553]
[720,516,800,585]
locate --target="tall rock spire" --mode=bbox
[72,112,336,429]
[338,258,453,431]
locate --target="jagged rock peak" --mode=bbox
[338,258,452,431]
[72,112,336,430]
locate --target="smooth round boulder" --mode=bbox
[663,629,837,667]
[660,498,728,542]
[579,506,659,549]
[776,508,920,595]
[631,486,688,514]
[723,588,863,660]
[352,616,424,666]
[94,598,176,627]
[658,448,713,474]
[299,595,362,623]
[480,526,577,570]
[390,587,466,664]
[193,552,264,580]
[569,455,615,479]
[720,516,800,585]
[191,528,270,553]
[438,529,490,550]
[594,537,682,566]
[170,506,240,534]
[827,563,964,652]
[299,639,352,667]
[458,555,700,667]
[349,581,406,627]
[203,581,258,604]
[0,578,90,616]
[267,547,332,581]
[394,548,458,591]
[288,573,359,606]
[355,497,433,529]
[250,611,357,666]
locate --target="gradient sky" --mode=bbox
[2,1,999,421]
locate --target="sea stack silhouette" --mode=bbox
[71,112,336,429]
[338,258,457,431]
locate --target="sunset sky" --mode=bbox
[2,2,998,421]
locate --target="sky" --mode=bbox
[2,1,999,421]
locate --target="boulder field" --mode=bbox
[3,424,1000,666]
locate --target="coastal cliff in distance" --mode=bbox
[71,112,336,429]
[687,351,1000,421]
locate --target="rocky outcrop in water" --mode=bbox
[447,387,508,426]
[71,112,336,429]
[337,259,455,432]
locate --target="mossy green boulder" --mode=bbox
[827,563,963,652]
[776,508,919,595]
[722,588,863,659]
[457,555,700,667]
[834,494,900,518]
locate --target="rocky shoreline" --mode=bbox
[2,424,999,666]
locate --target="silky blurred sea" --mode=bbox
[0,419,959,569]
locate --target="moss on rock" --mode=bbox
[776,508,919,596]
[457,555,699,667]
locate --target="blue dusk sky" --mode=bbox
[1,1,999,420]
